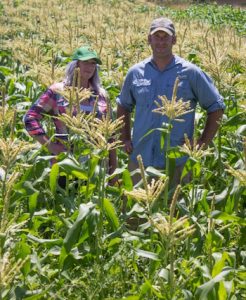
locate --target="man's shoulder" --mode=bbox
[174,55,201,72]
[128,57,151,73]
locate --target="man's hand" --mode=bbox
[123,139,133,154]
[198,109,224,148]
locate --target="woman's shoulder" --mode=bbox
[49,81,65,93]
[37,82,65,104]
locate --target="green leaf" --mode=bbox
[160,131,165,150]
[107,237,122,248]
[27,234,63,245]
[181,159,194,180]
[127,203,145,216]
[71,169,88,180]
[211,211,246,226]
[139,281,151,296]
[88,155,100,178]
[29,191,39,217]
[15,82,26,91]
[58,157,88,180]
[212,252,230,277]
[236,124,246,135]
[168,147,184,159]
[0,66,12,76]
[122,169,133,191]
[224,112,245,127]
[63,202,95,252]
[158,268,169,281]
[140,279,165,299]
[59,246,68,270]
[193,161,201,178]
[103,198,120,230]
[16,237,31,277]
[107,166,127,181]
[21,293,47,300]
[140,127,169,142]
[50,163,59,193]
[218,281,227,300]
[22,181,39,195]
[77,224,90,245]
[135,249,160,261]
[197,189,210,214]
[195,267,233,299]
[145,166,165,178]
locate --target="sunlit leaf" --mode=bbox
[103,198,120,230]
[135,249,160,261]
[107,237,122,248]
[58,157,88,180]
[27,234,63,245]
[50,163,59,193]
[63,202,95,252]
[212,252,230,277]
[195,268,233,299]
[122,169,133,191]
[212,211,246,226]
[88,155,100,178]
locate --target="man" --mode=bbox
[117,17,225,185]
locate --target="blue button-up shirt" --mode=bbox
[117,55,225,168]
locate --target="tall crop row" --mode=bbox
[0,0,245,299]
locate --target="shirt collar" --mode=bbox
[147,55,179,72]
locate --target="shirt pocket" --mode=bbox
[166,75,193,102]
[133,79,152,108]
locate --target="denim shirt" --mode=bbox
[117,55,225,168]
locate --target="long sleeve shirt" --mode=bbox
[24,84,107,141]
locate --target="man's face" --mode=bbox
[148,30,176,59]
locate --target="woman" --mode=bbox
[24,46,116,186]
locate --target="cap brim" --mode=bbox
[79,56,102,65]
[74,55,102,65]
[150,27,173,36]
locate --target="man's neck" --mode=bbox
[152,54,174,71]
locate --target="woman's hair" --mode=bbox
[64,60,107,98]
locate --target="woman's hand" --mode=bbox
[47,142,67,155]
[33,135,67,155]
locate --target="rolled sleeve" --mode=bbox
[191,68,225,113]
[205,98,225,113]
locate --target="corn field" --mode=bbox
[0,0,245,299]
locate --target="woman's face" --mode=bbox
[78,59,97,81]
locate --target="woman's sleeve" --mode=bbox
[97,94,109,117]
[24,89,56,136]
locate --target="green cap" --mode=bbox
[72,46,102,64]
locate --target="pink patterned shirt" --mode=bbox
[24,83,107,140]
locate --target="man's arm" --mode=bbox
[198,109,224,148]
[117,104,133,154]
